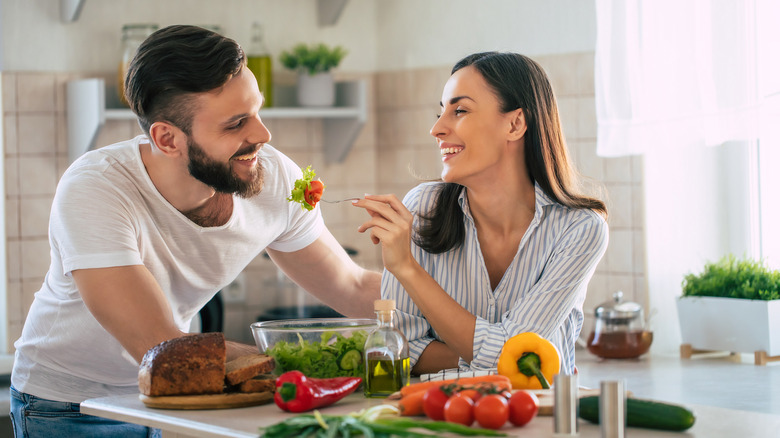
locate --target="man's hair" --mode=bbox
[124,25,246,135]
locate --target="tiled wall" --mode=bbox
[1,51,646,350]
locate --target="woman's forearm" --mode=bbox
[394,262,476,361]
[412,340,460,375]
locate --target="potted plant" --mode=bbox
[677,254,780,364]
[279,42,347,107]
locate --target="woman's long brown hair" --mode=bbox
[415,52,607,254]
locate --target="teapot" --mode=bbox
[586,291,653,359]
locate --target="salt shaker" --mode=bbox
[553,373,579,436]
[599,380,626,438]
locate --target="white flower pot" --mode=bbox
[297,72,335,107]
[677,296,780,356]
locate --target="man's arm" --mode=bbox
[267,228,381,318]
[73,265,185,363]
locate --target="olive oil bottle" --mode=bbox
[364,300,410,397]
[246,22,273,107]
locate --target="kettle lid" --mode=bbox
[594,291,642,320]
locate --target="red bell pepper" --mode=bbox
[274,370,362,413]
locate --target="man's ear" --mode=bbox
[507,108,527,141]
[148,121,186,157]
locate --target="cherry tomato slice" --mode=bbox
[422,387,449,421]
[474,394,509,429]
[444,393,475,426]
[304,180,324,207]
[508,390,539,427]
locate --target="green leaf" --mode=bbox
[278,43,348,74]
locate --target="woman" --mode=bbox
[355,52,608,376]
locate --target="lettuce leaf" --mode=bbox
[266,329,369,378]
[287,165,318,211]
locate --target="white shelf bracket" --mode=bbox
[323,80,366,163]
[61,0,85,22]
[317,0,349,26]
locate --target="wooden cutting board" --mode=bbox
[139,392,274,410]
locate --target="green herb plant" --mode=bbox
[266,330,368,379]
[280,43,347,75]
[681,254,780,301]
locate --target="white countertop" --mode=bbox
[80,350,780,437]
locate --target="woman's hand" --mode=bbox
[354,194,415,276]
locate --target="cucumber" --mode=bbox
[338,349,362,370]
[579,395,696,431]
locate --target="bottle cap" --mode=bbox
[374,299,396,311]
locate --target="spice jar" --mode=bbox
[117,23,159,106]
[586,291,653,359]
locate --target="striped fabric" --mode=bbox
[380,182,609,374]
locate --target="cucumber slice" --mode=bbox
[338,349,362,370]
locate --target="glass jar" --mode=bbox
[586,291,653,359]
[117,23,159,107]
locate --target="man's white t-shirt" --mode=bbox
[11,135,324,402]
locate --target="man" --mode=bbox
[9,25,380,437]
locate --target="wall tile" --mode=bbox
[2,72,17,112]
[411,67,449,107]
[537,54,579,98]
[606,274,636,301]
[56,112,68,155]
[20,196,53,238]
[4,114,18,155]
[270,119,310,151]
[604,183,632,229]
[604,229,634,274]
[574,141,605,183]
[576,53,596,96]
[5,157,20,197]
[6,281,22,326]
[577,96,597,139]
[603,155,633,183]
[6,240,21,282]
[633,229,646,275]
[5,199,20,239]
[7,323,22,353]
[17,73,57,113]
[557,96,578,141]
[19,156,57,196]
[375,71,396,110]
[632,184,645,229]
[18,113,57,155]
[93,119,137,151]
[21,238,51,280]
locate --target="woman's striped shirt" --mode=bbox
[380,182,609,374]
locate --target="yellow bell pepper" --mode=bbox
[497,332,561,390]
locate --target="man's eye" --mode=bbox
[228,119,246,130]
[435,113,441,119]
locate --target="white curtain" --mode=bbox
[594,0,780,157]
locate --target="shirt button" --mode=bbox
[488,298,496,306]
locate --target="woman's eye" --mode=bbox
[454,108,467,115]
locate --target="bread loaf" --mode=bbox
[138,332,226,396]
[225,353,275,385]
[236,374,276,393]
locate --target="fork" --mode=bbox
[320,197,361,204]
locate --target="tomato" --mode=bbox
[508,390,539,427]
[304,180,324,207]
[457,389,482,403]
[474,394,509,429]
[443,393,475,426]
[422,387,449,421]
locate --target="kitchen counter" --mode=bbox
[81,351,780,437]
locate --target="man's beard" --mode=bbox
[187,137,264,198]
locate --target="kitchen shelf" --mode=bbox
[66,78,366,164]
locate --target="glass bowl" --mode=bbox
[251,318,378,378]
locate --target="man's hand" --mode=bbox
[73,265,185,363]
